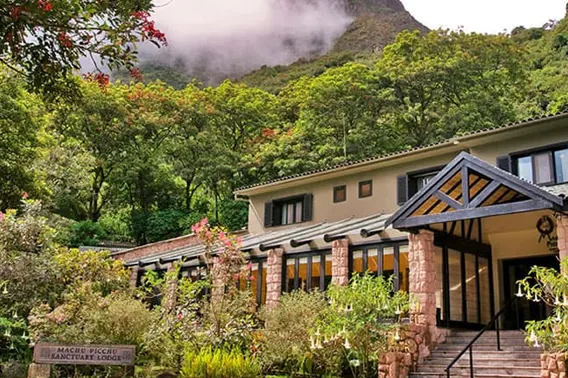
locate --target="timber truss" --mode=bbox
[387,152,566,229]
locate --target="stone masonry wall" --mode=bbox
[557,214,568,271]
[266,248,284,308]
[541,353,567,378]
[378,324,449,378]
[331,238,349,286]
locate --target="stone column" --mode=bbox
[162,263,179,313]
[557,214,568,273]
[265,248,284,308]
[129,266,140,288]
[331,238,349,286]
[408,229,437,361]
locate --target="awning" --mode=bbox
[387,152,567,229]
[124,213,399,267]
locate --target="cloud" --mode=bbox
[144,0,353,84]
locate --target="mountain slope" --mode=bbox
[123,0,428,90]
[240,0,428,92]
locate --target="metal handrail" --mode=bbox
[445,296,521,378]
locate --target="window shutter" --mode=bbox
[496,155,511,172]
[264,201,273,228]
[302,193,313,222]
[396,175,408,205]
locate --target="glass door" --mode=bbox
[441,246,494,328]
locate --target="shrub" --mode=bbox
[258,290,333,376]
[180,347,260,378]
[319,274,410,378]
[68,220,106,247]
[518,258,568,351]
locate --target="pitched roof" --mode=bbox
[235,110,568,194]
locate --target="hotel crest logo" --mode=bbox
[536,214,559,253]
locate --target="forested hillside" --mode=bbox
[1,11,567,248]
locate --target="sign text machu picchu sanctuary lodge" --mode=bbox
[33,343,136,366]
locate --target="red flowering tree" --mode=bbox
[0,0,166,97]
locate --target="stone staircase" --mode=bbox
[409,330,542,378]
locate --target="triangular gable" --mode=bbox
[387,152,565,229]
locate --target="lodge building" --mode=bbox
[117,111,568,335]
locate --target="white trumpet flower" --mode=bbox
[516,285,523,298]
[344,338,351,349]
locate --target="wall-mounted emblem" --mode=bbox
[536,215,558,253]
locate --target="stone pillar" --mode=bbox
[162,263,178,313]
[541,353,567,378]
[265,248,284,308]
[129,266,139,288]
[408,229,437,361]
[557,214,568,273]
[331,238,349,286]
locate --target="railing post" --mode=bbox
[496,317,501,351]
[446,368,450,378]
[515,297,520,330]
[469,347,474,378]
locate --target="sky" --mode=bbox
[402,0,567,34]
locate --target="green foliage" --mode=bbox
[0,72,44,210]
[517,258,568,352]
[218,200,248,231]
[0,0,165,97]
[68,220,106,247]
[180,347,261,378]
[320,274,409,378]
[144,209,189,244]
[259,290,329,376]
[0,316,31,363]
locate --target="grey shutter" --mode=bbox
[264,201,273,228]
[397,175,408,205]
[302,193,313,222]
[496,155,511,172]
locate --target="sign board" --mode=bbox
[33,343,135,366]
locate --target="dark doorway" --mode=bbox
[502,255,559,330]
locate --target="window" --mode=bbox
[358,180,373,198]
[264,194,313,227]
[333,185,346,203]
[285,251,332,292]
[237,258,267,306]
[350,242,409,292]
[397,166,443,205]
[512,145,568,185]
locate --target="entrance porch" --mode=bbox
[388,152,568,331]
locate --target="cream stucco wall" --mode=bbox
[247,151,462,234]
[483,210,559,308]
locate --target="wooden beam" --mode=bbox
[434,191,464,210]
[470,181,501,208]
[393,199,554,229]
[461,166,470,207]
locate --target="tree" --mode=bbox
[0,0,166,97]
[0,70,44,210]
[377,30,528,146]
[53,81,132,221]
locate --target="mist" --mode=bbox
[145,0,353,84]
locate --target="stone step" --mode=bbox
[449,330,524,337]
[421,357,540,368]
[444,336,527,345]
[435,344,539,352]
[409,373,540,378]
[415,365,540,375]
